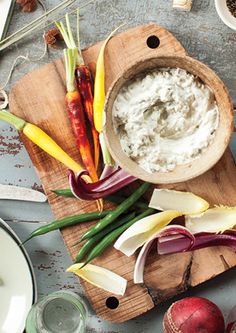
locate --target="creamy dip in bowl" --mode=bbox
[104,56,233,184]
[112,68,219,173]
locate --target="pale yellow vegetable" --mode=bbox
[93,24,123,133]
[93,24,124,165]
[173,0,192,11]
[114,210,182,256]
[185,206,236,233]
[67,263,127,296]
[0,110,84,174]
[149,189,209,215]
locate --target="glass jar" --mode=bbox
[25,291,87,333]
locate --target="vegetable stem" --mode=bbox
[56,21,71,47]
[0,110,26,130]
[66,13,76,48]
[99,132,114,166]
[76,9,83,63]
[56,12,84,65]
[64,48,77,92]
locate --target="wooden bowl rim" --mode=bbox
[104,55,234,184]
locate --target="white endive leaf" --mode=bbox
[149,189,209,215]
[67,263,127,296]
[114,210,182,256]
[186,206,236,233]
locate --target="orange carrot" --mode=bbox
[64,48,98,183]
[57,13,100,170]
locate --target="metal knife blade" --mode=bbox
[0,184,47,202]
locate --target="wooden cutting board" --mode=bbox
[9,24,236,323]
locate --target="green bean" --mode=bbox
[75,212,135,262]
[22,210,110,244]
[52,189,149,210]
[52,189,74,197]
[107,195,148,210]
[80,182,151,242]
[82,208,155,266]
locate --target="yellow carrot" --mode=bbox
[93,24,125,166]
[0,110,86,175]
[93,25,123,133]
[0,110,103,210]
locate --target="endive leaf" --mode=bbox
[67,263,127,295]
[149,189,209,215]
[186,206,236,234]
[114,210,182,256]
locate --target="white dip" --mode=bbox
[112,68,219,173]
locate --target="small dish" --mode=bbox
[0,218,37,333]
[104,55,234,184]
[215,0,236,31]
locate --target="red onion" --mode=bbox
[99,165,119,180]
[163,297,225,333]
[68,167,137,200]
[134,226,195,284]
[158,230,236,255]
[226,305,236,333]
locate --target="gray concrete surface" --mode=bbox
[1,0,236,331]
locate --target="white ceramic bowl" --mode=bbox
[215,0,236,31]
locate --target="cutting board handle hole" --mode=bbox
[105,297,119,309]
[146,35,160,49]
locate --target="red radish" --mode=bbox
[226,305,236,332]
[226,323,236,333]
[163,297,225,333]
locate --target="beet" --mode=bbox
[163,297,225,333]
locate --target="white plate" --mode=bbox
[215,0,236,31]
[0,218,37,333]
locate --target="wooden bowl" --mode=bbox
[104,55,234,184]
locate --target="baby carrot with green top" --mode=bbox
[57,12,100,170]
[64,48,98,183]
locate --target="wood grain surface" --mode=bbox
[9,24,236,322]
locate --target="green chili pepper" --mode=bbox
[75,212,135,262]
[80,182,151,242]
[52,189,149,210]
[22,210,110,244]
[81,208,155,267]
